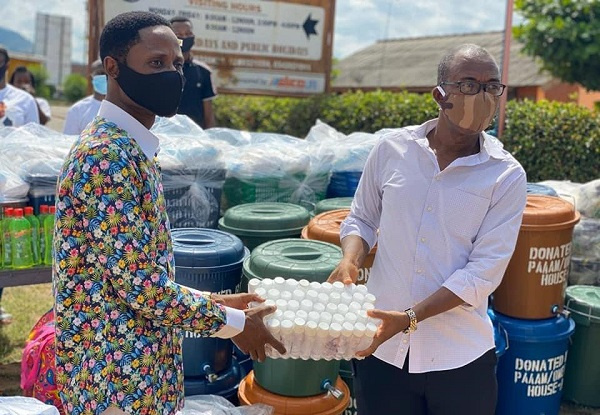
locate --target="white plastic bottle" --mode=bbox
[320,312,333,325]
[301,321,318,359]
[275,299,287,313]
[298,279,310,292]
[347,322,366,358]
[291,317,306,358]
[329,292,341,305]
[306,289,319,303]
[340,292,353,305]
[337,303,349,315]
[300,299,313,313]
[285,278,299,291]
[287,299,300,312]
[281,291,293,301]
[261,278,274,289]
[274,277,286,288]
[339,322,355,359]
[312,322,330,360]
[296,309,309,321]
[280,320,294,359]
[321,282,333,294]
[308,311,320,323]
[324,323,343,360]
[292,289,305,302]
[332,281,345,292]
[248,278,261,294]
[326,303,338,315]
[266,319,282,359]
[267,288,281,300]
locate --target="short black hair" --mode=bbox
[9,66,35,86]
[0,47,9,63]
[437,44,498,84]
[99,11,171,62]
[170,16,193,27]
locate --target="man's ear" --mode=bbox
[432,85,447,109]
[103,56,119,79]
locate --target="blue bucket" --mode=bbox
[172,228,249,383]
[494,311,575,415]
[326,171,362,198]
[527,183,558,197]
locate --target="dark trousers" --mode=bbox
[353,349,497,415]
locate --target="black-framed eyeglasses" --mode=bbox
[440,81,506,97]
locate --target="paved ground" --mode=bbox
[47,103,69,133]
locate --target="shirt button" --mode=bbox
[403,339,408,344]
[435,176,441,181]
[421,237,426,243]
[400,348,405,353]
[427,206,433,212]
[416,269,422,274]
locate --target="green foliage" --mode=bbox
[514,0,600,90]
[214,90,438,136]
[63,73,88,103]
[502,99,600,182]
[28,66,52,99]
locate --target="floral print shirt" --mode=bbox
[53,117,227,415]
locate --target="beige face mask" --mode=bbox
[443,91,497,133]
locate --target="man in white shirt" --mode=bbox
[0,48,40,127]
[329,44,527,415]
[63,59,106,135]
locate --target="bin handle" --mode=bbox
[498,322,509,353]
[566,299,600,323]
[558,193,577,211]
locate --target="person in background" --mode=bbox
[63,59,106,135]
[53,12,284,415]
[9,66,51,125]
[170,16,217,129]
[0,48,39,127]
[0,48,39,325]
[328,44,527,415]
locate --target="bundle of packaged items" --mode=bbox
[248,277,381,361]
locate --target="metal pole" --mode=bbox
[497,0,514,138]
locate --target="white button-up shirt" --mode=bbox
[341,119,527,373]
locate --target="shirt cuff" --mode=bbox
[212,306,246,339]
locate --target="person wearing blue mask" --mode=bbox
[63,59,106,135]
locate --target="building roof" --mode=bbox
[333,31,554,90]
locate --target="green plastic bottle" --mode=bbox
[2,207,15,269]
[43,206,56,266]
[9,208,34,269]
[38,205,49,264]
[24,207,41,265]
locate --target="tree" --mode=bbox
[514,0,600,91]
[63,73,88,103]
[28,66,53,99]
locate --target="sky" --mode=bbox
[1,0,515,64]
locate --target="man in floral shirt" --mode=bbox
[53,12,284,415]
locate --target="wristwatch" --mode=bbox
[403,308,418,334]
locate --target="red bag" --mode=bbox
[21,309,64,414]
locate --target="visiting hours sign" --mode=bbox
[98,0,335,96]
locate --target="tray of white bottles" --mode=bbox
[248,277,381,361]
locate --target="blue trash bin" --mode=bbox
[171,228,249,396]
[494,311,575,415]
[326,171,362,198]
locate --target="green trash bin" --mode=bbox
[243,239,344,397]
[563,285,600,407]
[314,197,354,215]
[218,203,310,252]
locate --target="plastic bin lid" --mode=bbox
[219,202,310,236]
[521,195,580,228]
[565,285,600,320]
[315,197,353,214]
[526,183,558,197]
[243,239,342,282]
[171,228,246,267]
[303,209,349,246]
[489,309,575,342]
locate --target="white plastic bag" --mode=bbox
[182,395,273,415]
[0,397,60,415]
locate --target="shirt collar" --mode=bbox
[97,100,159,160]
[413,118,507,162]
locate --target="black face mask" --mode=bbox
[180,36,195,53]
[0,65,7,81]
[116,61,185,117]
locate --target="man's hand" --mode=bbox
[356,309,410,358]
[232,305,286,362]
[212,293,264,310]
[327,259,359,285]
